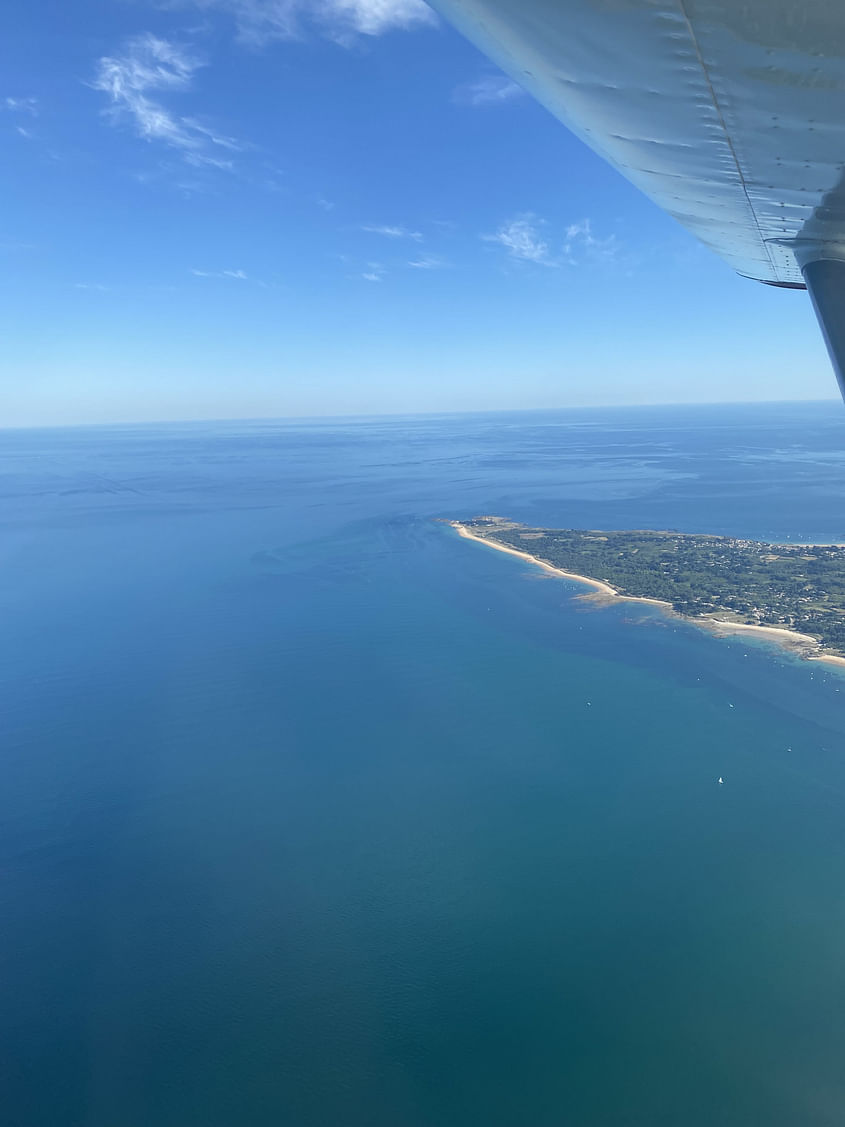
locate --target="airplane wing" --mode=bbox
[428,0,845,394]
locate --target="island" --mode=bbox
[452,517,845,664]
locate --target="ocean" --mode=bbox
[3,401,845,1126]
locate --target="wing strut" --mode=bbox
[802,261,845,403]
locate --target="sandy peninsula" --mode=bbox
[450,520,845,670]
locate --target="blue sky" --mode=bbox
[2,0,836,425]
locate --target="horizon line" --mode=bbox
[2,396,841,432]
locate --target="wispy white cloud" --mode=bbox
[191,267,249,279]
[178,0,436,46]
[74,282,110,291]
[361,223,423,241]
[92,35,242,167]
[317,197,335,211]
[181,117,241,150]
[185,151,236,170]
[483,213,551,265]
[484,214,622,268]
[4,96,39,116]
[453,74,523,108]
[563,219,620,265]
[361,261,386,282]
[408,254,447,269]
[16,125,33,139]
[93,36,201,145]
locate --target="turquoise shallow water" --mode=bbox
[4,402,845,1125]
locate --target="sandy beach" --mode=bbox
[451,520,845,670]
[452,521,621,597]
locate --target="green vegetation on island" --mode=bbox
[460,517,845,657]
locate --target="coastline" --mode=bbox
[450,521,845,670]
[452,521,623,598]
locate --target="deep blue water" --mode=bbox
[4,401,845,1126]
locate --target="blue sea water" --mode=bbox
[4,401,845,1126]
